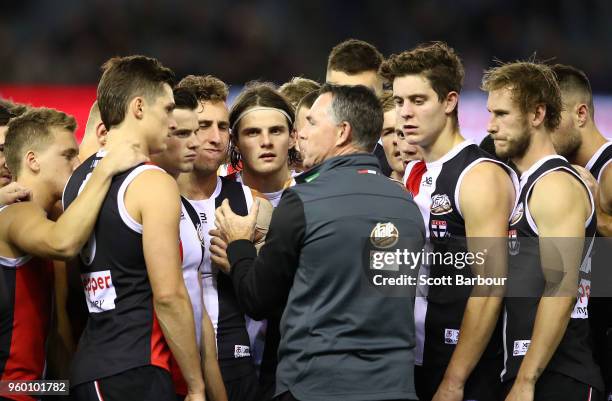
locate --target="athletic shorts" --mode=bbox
[72,365,174,401]
[415,359,502,401]
[503,371,602,401]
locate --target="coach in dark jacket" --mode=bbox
[213,84,425,401]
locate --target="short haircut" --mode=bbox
[173,88,198,110]
[176,75,229,102]
[296,90,320,114]
[380,90,395,113]
[551,64,594,117]
[482,61,562,131]
[0,104,13,126]
[380,42,464,122]
[0,98,28,119]
[279,77,321,107]
[228,81,297,168]
[319,84,383,152]
[5,107,77,177]
[97,55,175,130]
[327,39,384,75]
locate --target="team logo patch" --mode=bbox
[370,222,400,248]
[444,328,460,345]
[430,219,449,239]
[431,194,453,215]
[508,229,520,256]
[513,340,530,356]
[510,202,524,226]
[234,345,251,358]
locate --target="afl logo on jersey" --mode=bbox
[370,222,400,248]
[431,194,453,215]
[510,202,524,226]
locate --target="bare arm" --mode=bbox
[8,140,147,259]
[506,172,589,400]
[201,303,228,401]
[434,162,514,401]
[597,164,612,235]
[133,170,205,399]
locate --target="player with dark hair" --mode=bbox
[381,42,518,401]
[551,63,612,398]
[64,56,205,401]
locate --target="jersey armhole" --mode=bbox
[454,158,520,219]
[524,166,595,236]
[117,165,165,234]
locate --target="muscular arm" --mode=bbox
[201,304,227,401]
[434,162,514,400]
[597,164,612,235]
[7,162,116,259]
[131,171,205,397]
[514,172,589,386]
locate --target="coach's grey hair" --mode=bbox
[319,83,383,152]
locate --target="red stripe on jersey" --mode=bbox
[0,258,53,401]
[226,162,243,175]
[150,304,171,372]
[406,161,427,196]
[169,354,188,396]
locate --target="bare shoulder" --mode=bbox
[460,161,514,206]
[124,168,180,223]
[530,170,590,226]
[0,202,47,256]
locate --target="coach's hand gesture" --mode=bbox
[214,198,260,243]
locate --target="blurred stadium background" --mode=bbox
[1,0,611,141]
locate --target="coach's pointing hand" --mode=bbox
[214,198,260,243]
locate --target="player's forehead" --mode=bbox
[487,86,515,109]
[196,100,229,120]
[49,126,78,149]
[174,108,198,130]
[393,74,435,97]
[240,109,289,130]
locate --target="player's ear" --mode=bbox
[24,150,40,173]
[96,123,108,147]
[129,97,145,121]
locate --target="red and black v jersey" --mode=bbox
[62,152,171,387]
[0,254,53,401]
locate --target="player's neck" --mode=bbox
[512,129,557,174]
[177,170,217,200]
[573,125,608,167]
[421,123,465,163]
[17,176,57,213]
[105,125,150,156]
[241,166,291,194]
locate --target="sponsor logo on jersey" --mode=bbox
[422,176,433,187]
[571,278,590,319]
[81,270,117,313]
[510,202,524,226]
[513,340,530,356]
[234,345,251,358]
[370,222,400,248]
[431,194,453,215]
[508,229,520,256]
[199,212,207,224]
[444,328,460,345]
[180,211,186,221]
[430,219,449,239]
